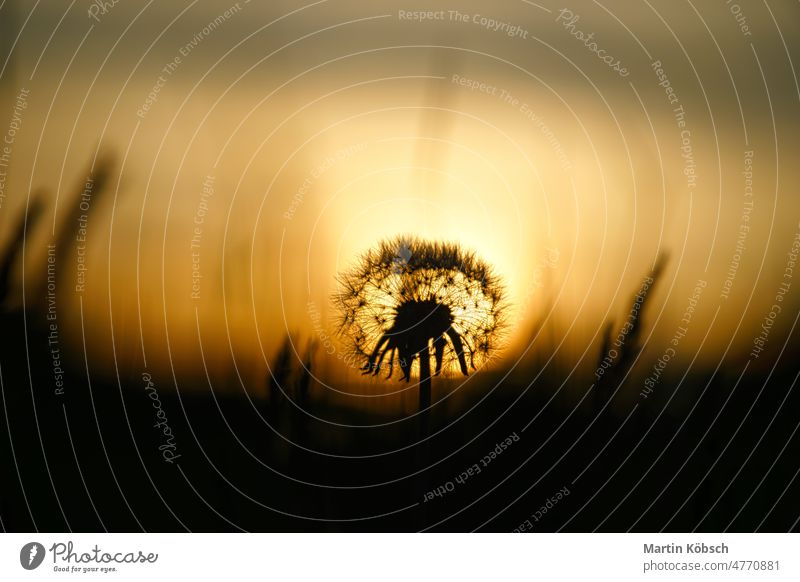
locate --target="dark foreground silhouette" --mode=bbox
[1,167,799,532]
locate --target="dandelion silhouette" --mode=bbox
[334,236,506,408]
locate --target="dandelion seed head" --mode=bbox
[333,236,507,379]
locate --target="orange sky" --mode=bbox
[1,0,798,390]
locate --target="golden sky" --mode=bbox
[1,0,798,390]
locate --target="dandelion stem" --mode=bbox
[418,344,432,411]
